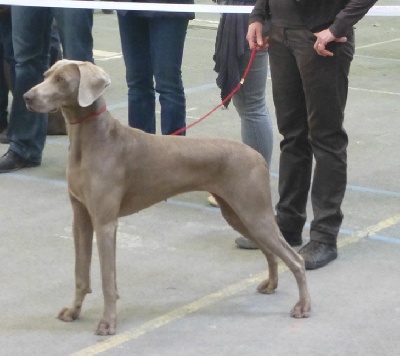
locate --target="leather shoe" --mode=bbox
[299,240,337,270]
[0,150,39,173]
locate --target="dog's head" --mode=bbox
[23,60,111,113]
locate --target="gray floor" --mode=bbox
[1,2,400,355]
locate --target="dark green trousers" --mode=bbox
[269,25,355,245]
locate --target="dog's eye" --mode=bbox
[56,76,65,83]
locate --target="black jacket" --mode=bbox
[250,0,377,37]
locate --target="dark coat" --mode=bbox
[213,0,266,106]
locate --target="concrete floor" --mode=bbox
[1,2,400,355]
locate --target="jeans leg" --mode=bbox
[0,44,8,126]
[232,49,273,167]
[50,20,62,65]
[269,27,312,234]
[0,12,15,128]
[0,12,15,91]
[118,14,156,133]
[150,18,188,135]
[53,8,93,61]
[8,7,52,163]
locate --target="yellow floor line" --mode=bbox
[337,213,400,248]
[71,271,270,356]
[72,214,400,355]
[348,86,400,96]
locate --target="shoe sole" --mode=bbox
[304,252,338,270]
[0,162,39,173]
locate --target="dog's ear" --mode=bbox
[77,62,111,107]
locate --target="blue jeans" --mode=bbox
[232,49,273,168]
[0,12,15,127]
[117,14,188,135]
[8,6,93,163]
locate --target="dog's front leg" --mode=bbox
[58,198,94,323]
[95,220,119,336]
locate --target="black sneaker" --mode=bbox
[0,150,39,173]
[299,240,337,270]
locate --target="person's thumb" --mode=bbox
[257,34,264,47]
[335,36,347,43]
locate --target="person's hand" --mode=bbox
[246,22,269,50]
[314,29,347,56]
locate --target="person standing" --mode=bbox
[0,5,93,173]
[247,0,377,268]
[117,0,194,136]
[213,0,274,249]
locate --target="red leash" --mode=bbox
[68,48,258,131]
[170,47,258,136]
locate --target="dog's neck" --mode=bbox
[69,106,107,125]
[61,97,107,126]
[65,97,111,165]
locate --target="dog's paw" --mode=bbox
[57,306,80,322]
[96,318,116,336]
[257,279,277,294]
[290,301,311,318]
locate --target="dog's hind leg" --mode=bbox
[58,197,94,323]
[246,220,311,318]
[216,195,311,317]
[215,195,279,294]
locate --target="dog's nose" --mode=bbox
[23,91,33,104]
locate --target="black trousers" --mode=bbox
[269,25,355,245]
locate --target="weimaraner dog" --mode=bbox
[23,60,311,335]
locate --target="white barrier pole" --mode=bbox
[0,1,399,16]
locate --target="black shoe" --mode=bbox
[299,240,337,270]
[0,150,39,173]
[281,230,303,247]
[235,236,258,250]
